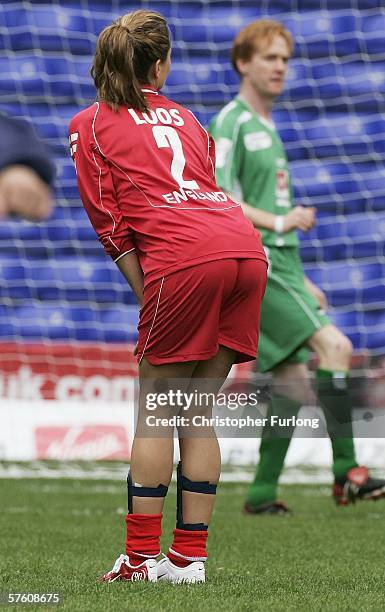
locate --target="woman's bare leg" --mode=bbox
[130,357,197,514]
[178,346,237,525]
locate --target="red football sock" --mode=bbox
[167,528,208,567]
[125,513,162,565]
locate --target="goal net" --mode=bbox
[0,0,384,407]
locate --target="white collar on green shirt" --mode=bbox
[236,95,276,132]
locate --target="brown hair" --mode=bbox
[91,10,171,112]
[231,19,293,74]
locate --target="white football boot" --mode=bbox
[157,556,205,583]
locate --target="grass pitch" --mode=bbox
[1,471,385,611]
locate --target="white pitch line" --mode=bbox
[1,462,383,484]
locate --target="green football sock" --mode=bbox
[316,369,358,480]
[247,394,301,508]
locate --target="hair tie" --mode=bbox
[116,23,135,41]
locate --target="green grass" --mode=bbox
[1,475,385,611]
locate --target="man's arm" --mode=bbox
[210,128,316,235]
[244,193,327,307]
[240,199,316,233]
[304,275,328,310]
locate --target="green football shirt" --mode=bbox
[209,96,298,248]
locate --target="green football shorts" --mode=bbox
[257,246,330,373]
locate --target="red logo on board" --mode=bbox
[35,425,130,460]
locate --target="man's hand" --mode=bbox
[283,206,316,232]
[304,276,328,311]
[0,165,52,221]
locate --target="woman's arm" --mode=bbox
[115,250,144,306]
[69,117,135,263]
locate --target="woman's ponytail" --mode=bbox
[91,11,170,112]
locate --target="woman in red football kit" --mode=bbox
[70,10,267,583]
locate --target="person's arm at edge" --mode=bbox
[0,114,55,220]
[0,113,55,186]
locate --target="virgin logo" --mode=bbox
[35,425,130,460]
[130,570,146,581]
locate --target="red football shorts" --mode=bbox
[137,258,267,365]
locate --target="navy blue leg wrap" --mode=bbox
[176,462,217,530]
[127,470,168,513]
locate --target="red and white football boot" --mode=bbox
[99,554,157,582]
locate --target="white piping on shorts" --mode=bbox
[269,271,322,330]
[138,277,165,364]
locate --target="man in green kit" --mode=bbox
[210,19,385,512]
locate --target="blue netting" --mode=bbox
[0,0,384,352]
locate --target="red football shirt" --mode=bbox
[69,87,266,286]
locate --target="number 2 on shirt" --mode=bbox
[152,126,199,190]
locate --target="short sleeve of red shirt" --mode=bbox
[69,113,135,262]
